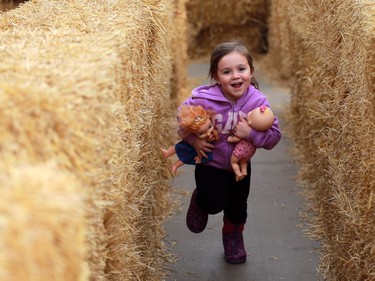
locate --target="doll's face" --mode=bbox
[195,119,215,141]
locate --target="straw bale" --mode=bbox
[169,0,189,101]
[0,163,89,281]
[185,0,270,58]
[0,0,186,280]
[269,1,374,280]
[268,0,294,79]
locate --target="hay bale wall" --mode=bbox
[169,0,189,100]
[269,1,375,280]
[185,0,270,59]
[0,163,89,280]
[0,0,187,280]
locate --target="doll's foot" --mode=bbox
[233,172,242,181]
[235,171,248,181]
[239,171,247,180]
[235,175,245,181]
[160,148,168,158]
[186,189,208,233]
[235,172,245,181]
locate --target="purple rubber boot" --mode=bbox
[186,188,208,233]
[222,217,247,264]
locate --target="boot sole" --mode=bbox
[225,256,247,264]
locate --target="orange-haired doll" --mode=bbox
[161,105,219,175]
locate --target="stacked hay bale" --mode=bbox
[169,0,189,100]
[185,0,270,59]
[0,0,187,280]
[0,163,89,280]
[267,0,293,80]
[269,1,374,280]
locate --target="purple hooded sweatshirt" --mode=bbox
[180,83,281,171]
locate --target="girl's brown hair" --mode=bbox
[208,40,259,89]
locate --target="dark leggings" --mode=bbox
[194,164,251,224]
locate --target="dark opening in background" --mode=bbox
[0,0,28,12]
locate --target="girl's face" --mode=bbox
[214,51,253,103]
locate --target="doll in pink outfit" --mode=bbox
[228,105,275,181]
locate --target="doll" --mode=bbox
[161,105,219,175]
[228,105,275,181]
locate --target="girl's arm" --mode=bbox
[191,137,215,159]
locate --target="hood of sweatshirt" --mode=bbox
[191,83,255,106]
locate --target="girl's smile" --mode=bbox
[214,51,253,103]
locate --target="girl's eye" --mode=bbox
[222,70,230,75]
[239,67,247,72]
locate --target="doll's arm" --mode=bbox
[227,135,241,143]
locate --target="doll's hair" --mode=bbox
[178,105,215,133]
[208,40,259,89]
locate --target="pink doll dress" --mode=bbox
[232,140,256,161]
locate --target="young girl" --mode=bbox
[178,40,281,264]
[161,105,219,175]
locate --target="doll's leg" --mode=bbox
[171,159,184,175]
[234,160,248,181]
[239,160,248,176]
[231,155,242,180]
[160,145,176,158]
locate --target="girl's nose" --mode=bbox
[232,71,240,78]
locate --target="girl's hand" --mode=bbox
[192,137,215,159]
[234,116,252,139]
